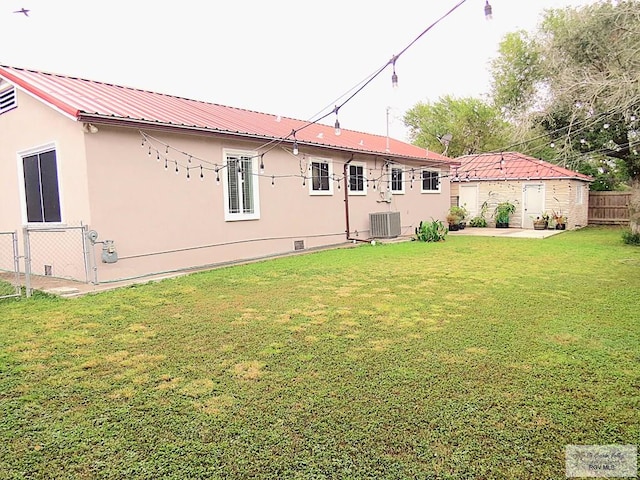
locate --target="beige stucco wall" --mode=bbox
[451,179,589,229]
[0,89,92,279]
[82,127,452,282]
[1,87,452,282]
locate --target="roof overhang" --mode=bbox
[78,113,454,167]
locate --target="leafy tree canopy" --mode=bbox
[403,95,512,158]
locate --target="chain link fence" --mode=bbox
[0,231,21,299]
[23,226,93,296]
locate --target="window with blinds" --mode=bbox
[223,150,260,221]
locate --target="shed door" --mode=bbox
[522,184,545,228]
[459,184,479,219]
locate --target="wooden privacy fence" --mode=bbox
[588,191,631,225]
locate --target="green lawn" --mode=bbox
[1,227,638,479]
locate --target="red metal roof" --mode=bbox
[452,152,593,182]
[0,65,451,164]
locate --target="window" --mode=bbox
[223,150,260,221]
[348,163,367,195]
[0,85,17,115]
[421,169,440,193]
[391,167,404,194]
[310,159,333,195]
[576,184,584,205]
[22,149,62,223]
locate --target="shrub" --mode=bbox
[414,219,447,242]
[469,216,487,227]
[622,229,640,246]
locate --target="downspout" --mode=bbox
[343,156,373,244]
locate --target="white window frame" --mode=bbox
[348,162,367,196]
[421,168,441,193]
[309,158,333,196]
[16,142,65,225]
[222,149,261,221]
[390,166,405,194]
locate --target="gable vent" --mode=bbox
[0,87,17,115]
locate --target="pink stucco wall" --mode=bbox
[85,127,451,281]
[1,88,451,283]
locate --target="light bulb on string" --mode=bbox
[188,155,192,164]
[260,155,265,173]
[271,175,275,187]
[148,146,152,156]
[200,165,204,181]
[334,106,341,136]
[215,168,220,185]
[142,138,146,147]
[175,161,179,175]
[165,145,169,154]
[164,158,168,170]
[391,56,398,88]
[293,140,299,156]
[186,167,191,181]
[157,152,160,161]
[484,0,493,20]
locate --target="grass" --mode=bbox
[0,226,638,479]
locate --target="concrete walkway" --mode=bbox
[448,227,565,239]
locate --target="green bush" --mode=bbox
[414,219,447,242]
[469,216,487,227]
[622,229,640,245]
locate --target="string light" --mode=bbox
[175,161,179,174]
[164,158,168,170]
[334,106,341,136]
[293,139,299,156]
[484,0,493,20]
[215,168,220,185]
[200,165,204,181]
[271,175,275,187]
[186,166,191,181]
[391,56,398,88]
[260,154,265,173]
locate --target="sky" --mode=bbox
[2,0,600,143]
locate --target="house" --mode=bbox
[0,65,454,284]
[450,152,593,229]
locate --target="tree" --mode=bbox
[489,0,640,235]
[403,95,512,158]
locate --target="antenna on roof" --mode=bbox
[438,133,453,155]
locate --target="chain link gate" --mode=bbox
[0,231,21,299]
[23,225,94,297]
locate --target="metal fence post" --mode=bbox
[22,227,32,298]
[12,231,20,296]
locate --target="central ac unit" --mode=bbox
[369,211,401,238]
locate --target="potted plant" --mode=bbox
[552,210,567,230]
[469,200,488,227]
[448,205,468,230]
[532,212,550,230]
[446,212,461,231]
[493,201,516,228]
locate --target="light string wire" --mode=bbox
[138,0,477,183]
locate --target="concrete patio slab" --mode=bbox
[448,227,565,239]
